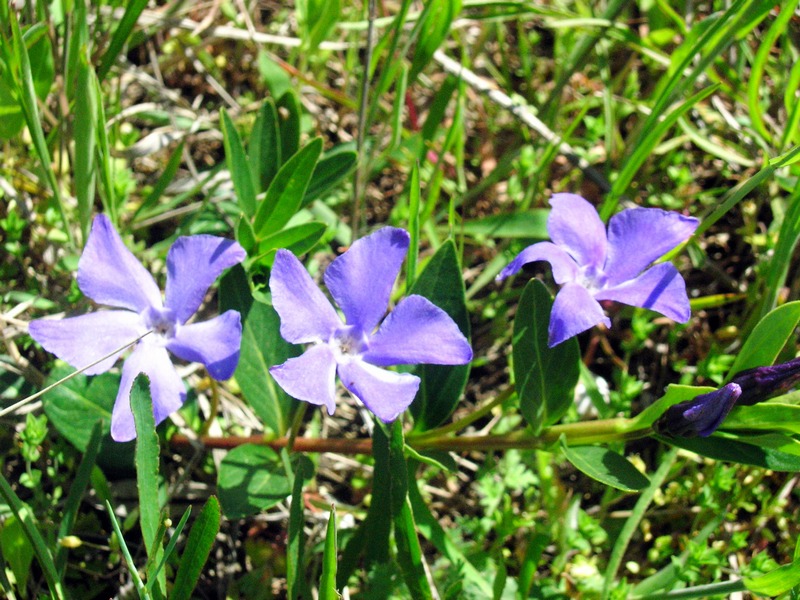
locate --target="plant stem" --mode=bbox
[170,417,653,455]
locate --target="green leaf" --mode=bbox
[237,300,298,433]
[512,279,580,432]
[386,423,432,599]
[236,216,257,254]
[219,265,300,434]
[758,187,800,319]
[408,0,462,83]
[170,497,221,600]
[336,423,394,588]
[395,497,432,600]
[560,440,650,492]
[250,99,281,193]
[1,515,34,590]
[727,301,800,378]
[303,145,357,205]
[724,403,800,435]
[9,14,68,241]
[0,23,53,140]
[73,48,97,243]
[297,0,341,52]
[409,241,471,430]
[253,137,323,238]
[130,374,165,596]
[217,445,291,519]
[97,0,148,80]
[42,363,115,451]
[221,108,257,216]
[287,458,312,600]
[745,556,800,596]
[277,90,301,161]
[659,433,800,471]
[255,221,327,266]
[460,210,549,240]
[319,506,339,600]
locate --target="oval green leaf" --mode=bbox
[727,301,800,378]
[218,445,291,519]
[561,440,650,492]
[513,279,580,433]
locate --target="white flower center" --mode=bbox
[329,325,367,363]
[578,264,608,291]
[142,306,178,346]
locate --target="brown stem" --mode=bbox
[170,434,373,454]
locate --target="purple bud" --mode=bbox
[654,383,742,438]
[729,357,800,406]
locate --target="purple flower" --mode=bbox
[29,215,245,442]
[654,382,741,437]
[729,357,800,406]
[498,194,699,346]
[268,227,473,422]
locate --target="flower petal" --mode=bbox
[595,262,691,322]
[77,214,162,312]
[269,344,338,415]
[164,235,246,323]
[549,282,610,347]
[337,359,419,422]
[363,295,472,366]
[111,344,186,442]
[167,310,242,380]
[324,227,409,332]
[655,383,741,438]
[28,310,145,375]
[270,249,341,344]
[496,241,580,283]
[547,194,607,270]
[604,207,698,285]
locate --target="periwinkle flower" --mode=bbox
[29,215,245,442]
[654,382,741,437]
[497,194,699,346]
[269,227,473,422]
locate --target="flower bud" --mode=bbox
[729,357,800,406]
[59,535,82,549]
[654,382,741,438]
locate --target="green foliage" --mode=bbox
[7,1,800,598]
[217,445,291,519]
[512,280,580,433]
[560,440,650,492]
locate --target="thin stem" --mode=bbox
[407,385,515,442]
[285,403,308,453]
[170,417,653,455]
[1,330,152,418]
[199,376,219,437]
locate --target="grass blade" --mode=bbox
[10,13,70,243]
[97,0,149,80]
[319,506,339,600]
